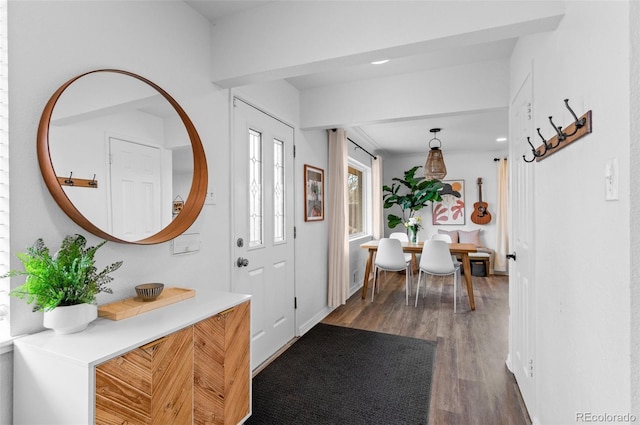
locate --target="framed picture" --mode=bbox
[173,196,184,216]
[432,180,465,225]
[304,164,324,221]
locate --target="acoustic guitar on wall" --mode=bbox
[471,177,492,225]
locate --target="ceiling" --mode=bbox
[185,1,513,155]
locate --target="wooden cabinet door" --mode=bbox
[194,301,250,425]
[95,326,194,425]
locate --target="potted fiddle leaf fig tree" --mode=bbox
[382,165,444,229]
[3,234,122,334]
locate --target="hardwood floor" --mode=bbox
[322,271,532,425]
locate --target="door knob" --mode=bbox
[506,253,517,261]
[236,257,249,267]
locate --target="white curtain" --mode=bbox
[371,155,384,240]
[495,158,509,272]
[327,129,349,307]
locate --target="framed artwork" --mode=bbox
[172,196,184,216]
[432,180,465,225]
[304,164,324,221]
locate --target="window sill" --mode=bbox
[349,234,373,244]
[0,330,17,354]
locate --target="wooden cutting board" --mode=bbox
[98,287,196,321]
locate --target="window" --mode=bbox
[348,159,370,237]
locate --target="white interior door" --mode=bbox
[232,98,295,371]
[109,137,162,240]
[508,72,537,419]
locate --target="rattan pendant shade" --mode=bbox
[424,128,447,180]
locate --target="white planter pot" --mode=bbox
[43,303,98,335]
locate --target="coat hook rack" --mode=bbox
[56,172,99,188]
[523,99,592,163]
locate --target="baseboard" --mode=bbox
[297,305,334,336]
[348,283,364,298]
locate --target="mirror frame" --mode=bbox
[37,69,208,244]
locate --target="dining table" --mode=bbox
[360,240,478,310]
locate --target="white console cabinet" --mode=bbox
[13,290,251,425]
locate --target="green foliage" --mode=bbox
[382,166,444,228]
[3,234,123,312]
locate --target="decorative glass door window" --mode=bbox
[273,139,285,243]
[249,129,263,247]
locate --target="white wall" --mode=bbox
[630,0,640,416]
[383,151,505,249]
[300,60,510,130]
[296,129,330,331]
[2,2,328,422]
[511,2,633,423]
[209,1,564,87]
[8,1,230,336]
[6,0,334,343]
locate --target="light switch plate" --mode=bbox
[205,184,216,205]
[605,158,618,201]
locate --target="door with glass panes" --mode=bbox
[232,97,295,371]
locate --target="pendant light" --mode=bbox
[424,128,447,180]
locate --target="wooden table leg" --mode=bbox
[460,253,476,310]
[361,249,375,299]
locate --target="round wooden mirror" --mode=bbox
[37,69,207,244]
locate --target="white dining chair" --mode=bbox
[390,232,413,265]
[372,238,412,305]
[431,233,460,265]
[415,239,462,312]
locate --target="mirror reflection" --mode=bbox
[48,72,194,242]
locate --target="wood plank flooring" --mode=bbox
[322,271,532,425]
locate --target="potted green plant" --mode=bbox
[382,165,444,230]
[3,234,122,334]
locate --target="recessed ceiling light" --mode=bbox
[496,137,507,142]
[371,59,389,65]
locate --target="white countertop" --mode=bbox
[13,289,251,367]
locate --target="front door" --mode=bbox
[232,98,296,371]
[508,72,537,419]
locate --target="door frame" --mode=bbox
[507,70,538,422]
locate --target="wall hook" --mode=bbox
[522,98,592,163]
[560,98,586,138]
[537,127,558,150]
[57,172,98,188]
[523,137,542,162]
[548,116,566,142]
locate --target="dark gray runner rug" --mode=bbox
[245,323,436,425]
